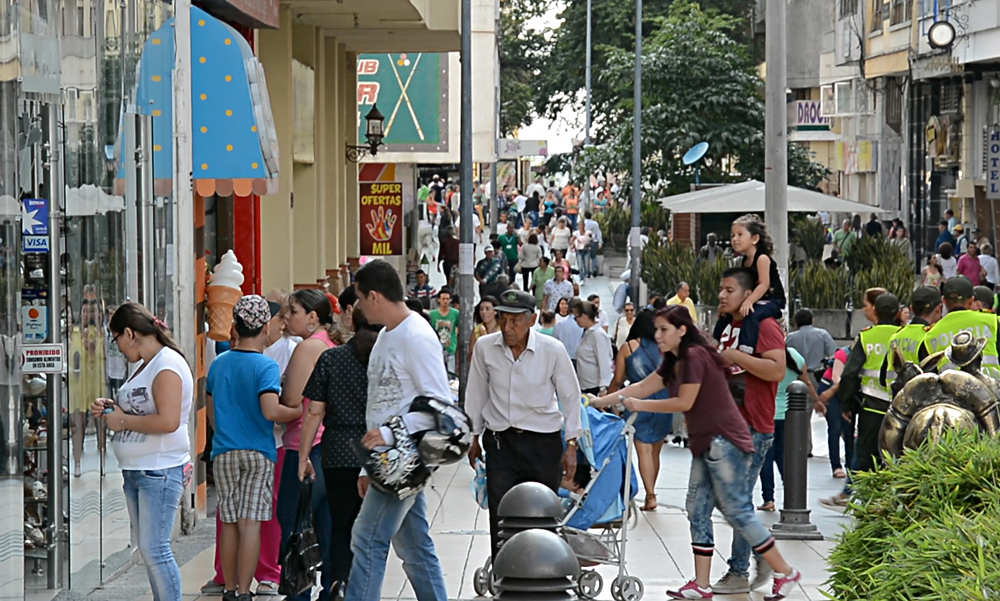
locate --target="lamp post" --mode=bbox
[346,104,386,162]
[764,0,788,294]
[629,0,642,303]
[585,0,592,146]
[458,0,474,402]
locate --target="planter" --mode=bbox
[850,309,872,340]
[809,309,851,340]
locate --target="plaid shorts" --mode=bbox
[214,449,275,523]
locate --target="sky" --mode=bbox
[514,2,581,156]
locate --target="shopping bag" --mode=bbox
[278,480,324,596]
[470,458,488,509]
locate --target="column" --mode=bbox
[325,39,342,277]
[338,44,350,268]
[313,29,328,285]
[291,23,318,287]
[258,6,295,291]
[344,50,360,261]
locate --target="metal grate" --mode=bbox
[941,82,960,114]
[840,0,857,18]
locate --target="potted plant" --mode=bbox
[789,262,852,338]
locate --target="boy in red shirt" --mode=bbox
[713,267,787,594]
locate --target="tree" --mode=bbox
[498,0,551,136]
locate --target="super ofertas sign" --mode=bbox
[359,182,403,256]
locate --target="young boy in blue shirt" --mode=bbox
[208,295,302,601]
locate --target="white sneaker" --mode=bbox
[711,572,750,594]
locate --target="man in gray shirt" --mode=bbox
[785,309,838,452]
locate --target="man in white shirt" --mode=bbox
[526,176,546,199]
[349,260,451,601]
[980,243,999,290]
[583,211,604,277]
[467,289,583,558]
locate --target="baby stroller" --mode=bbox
[472,399,643,601]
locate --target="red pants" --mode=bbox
[212,446,284,584]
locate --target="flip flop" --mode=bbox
[640,494,657,511]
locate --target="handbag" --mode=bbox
[278,480,324,596]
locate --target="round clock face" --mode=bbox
[928,21,956,49]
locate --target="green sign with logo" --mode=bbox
[357,53,448,152]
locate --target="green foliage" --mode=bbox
[789,214,827,262]
[790,262,851,310]
[498,0,551,135]
[826,429,1000,601]
[842,236,915,307]
[593,203,632,252]
[640,236,730,304]
[739,137,833,192]
[641,202,671,234]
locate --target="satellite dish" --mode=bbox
[683,142,710,166]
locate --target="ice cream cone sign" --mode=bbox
[207,250,244,341]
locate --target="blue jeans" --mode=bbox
[759,420,785,504]
[346,487,447,601]
[727,430,774,577]
[589,241,599,275]
[822,390,855,472]
[278,447,334,601]
[123,465,186,601]
[568,213,578,229]
[687,436,773,561]
[576,248,591,280]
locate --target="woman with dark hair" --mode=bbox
[91,302,193,601]
[518,233,543,290]
[574,301,613,395]
[298,305,382,598]
[590,306,802,600]
[469,296,500,360]
[937,242,958,279]
[276,289,338,600]
[608,308,673,511]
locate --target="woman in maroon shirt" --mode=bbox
[591,306,801,600]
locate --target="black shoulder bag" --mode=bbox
[278,480,324,596]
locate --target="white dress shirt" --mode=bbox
[576,325,613,391]
[466,330,583,440]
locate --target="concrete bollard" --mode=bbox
[771,380,824,540]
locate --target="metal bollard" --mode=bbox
[771,381,824,540]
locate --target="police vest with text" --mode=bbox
[860,325,897,402]
[922,311,1000,377]
[889,324,927,366]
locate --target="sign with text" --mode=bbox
[988,126,1000,200]
[21,198,49,236]
[791,101,830,130]
[21,343,65,374]
[356,53,447,151]
[359,182,403,256]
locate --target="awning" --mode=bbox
[117,6,279,197]
[656,180,886,214]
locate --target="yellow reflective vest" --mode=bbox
[922,309,1000,377]
[889,323,927,366]
[859,325,897,401]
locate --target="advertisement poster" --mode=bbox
[21,198,49,236]
[359,182,403,256]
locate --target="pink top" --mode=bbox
[823,347,849,381]
[282,329,335,451]
[956,254,982,285]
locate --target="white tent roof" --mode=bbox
[656,180,885,214]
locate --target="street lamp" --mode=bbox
[346,104,386,162]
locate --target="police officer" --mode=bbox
[973,285,995,313]
[919,276,1000,377]
[839,293,900,474]
[885,286,943,368]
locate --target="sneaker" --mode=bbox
[711,572,750,594]
[201,580,225,595]
[764,569,802,600]
[222,591,237,601]
[751,556,774,590]
[819,492,850,510]
[236,594,254,601]
[667,580,714,599]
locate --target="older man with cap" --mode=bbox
[920,276,1000,377]
[466,289,583,559]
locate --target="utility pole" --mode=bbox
[490,0,500,234]
[585,0,592,146]
[458,0,474,403]
[629,0,642,299]
[764,0,788,292]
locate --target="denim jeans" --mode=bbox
[687,436,773,561]
[575,249,591,280]
[278,447,333,601]
[726,430,774,577]
[346,487,447,601]
[123,465,186,601]
[589,241,600,276]
[759,420,785,504]
[817,382,855,472]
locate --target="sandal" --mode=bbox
[833,468,847,479]
[256,581,279,596]
[757,501,776,512]
[640,494,657,511]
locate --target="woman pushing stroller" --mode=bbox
[590,305,802,600]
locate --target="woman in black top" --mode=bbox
[298,305,382,595]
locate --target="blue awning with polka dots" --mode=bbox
[122,6,279,198]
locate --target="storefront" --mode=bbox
[0,0,277,596]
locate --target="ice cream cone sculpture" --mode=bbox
[207,250,244,341]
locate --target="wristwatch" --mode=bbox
[567,439,578,448]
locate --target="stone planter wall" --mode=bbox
[809,309,851,340]
[850,309,872,340]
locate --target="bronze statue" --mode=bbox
[879,331,1000,458]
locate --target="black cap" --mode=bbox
[943,276,975,301]
[974,285,994,307]
[910,285,941,308]
[874,293,900,314]
[495,289,537,314]
[267,301,282,318]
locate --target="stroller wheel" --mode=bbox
[473,567,490,597]
[611,575,644,601]
[577,570,603,599]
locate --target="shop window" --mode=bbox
[890,0,912,25]
[840,0,857,18]
[870,0,884,32]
